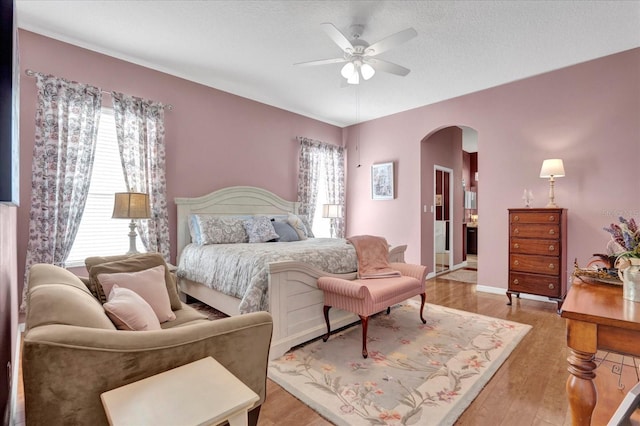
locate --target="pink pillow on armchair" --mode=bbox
[97,265,176,323]
[103,285,162,331]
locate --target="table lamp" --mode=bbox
[112,192,150,254]
[322,204,342,238]
[539,159,565,208]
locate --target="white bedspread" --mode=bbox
[177,238,357,313]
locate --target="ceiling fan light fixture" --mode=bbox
[340,62,355,79]
[347,68,360,84]
[361,63,375,80]
[296,23,416,85]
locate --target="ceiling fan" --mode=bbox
[295,23,417,85]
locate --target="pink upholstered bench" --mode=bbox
[317,262,428,358]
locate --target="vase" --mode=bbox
[617,257,640,279]
[619,258,640,302]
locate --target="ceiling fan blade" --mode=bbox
[320,23,354,52]
[366,58,411,76]
[294,58,348,67]
[365,27,417,56]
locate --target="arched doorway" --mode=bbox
[420,126,478,279]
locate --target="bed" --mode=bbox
[175,186,407,359]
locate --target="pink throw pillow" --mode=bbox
[103,285,162,331]
[97,265,176,323]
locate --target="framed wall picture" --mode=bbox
[371,162,394,200]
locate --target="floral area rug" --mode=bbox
[268,299,530,426]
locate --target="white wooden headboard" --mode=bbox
[175,186,300,260]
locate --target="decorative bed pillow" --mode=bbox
[188,214,203,245]
[272,214,314,238]
[103,285,162,331]
[244,216,279,243]
[86,253,181,311]
[286,213,308,240]
[271,220,300,242]
[194,215,249,245]
[97,265,176,323]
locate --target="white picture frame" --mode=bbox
[371,162,395,200]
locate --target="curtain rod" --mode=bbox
[24,69,173,111]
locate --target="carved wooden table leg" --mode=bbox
[565,319,598,426]
[566,348,597,425]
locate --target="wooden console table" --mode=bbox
[561,280,640,425]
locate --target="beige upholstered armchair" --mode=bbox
[22,255,273,426]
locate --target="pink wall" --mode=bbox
[16,30,342,292]
[346,47,640,294]
[14,30,640,300]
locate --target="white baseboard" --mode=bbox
[450,261,467,271]
[476,285,555,304]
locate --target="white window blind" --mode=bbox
[66,107,144,267]
[312,161,331,238]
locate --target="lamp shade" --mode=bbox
[347,69,360,85]
[341,62,355,79]
[112,192,151,219]
[322,204,342,218]
[539,159,565,178]
[361,63,375,80]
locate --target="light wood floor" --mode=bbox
[14,276,639,425]
[259,276,639,426]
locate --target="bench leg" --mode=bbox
[419,293,426,324]
[322,305,331,342]
[360,315,369,358]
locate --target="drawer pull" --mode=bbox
[548,245,555,252]
[548,283,555,290]
[548,229,555,235]
[514,243,520,249]
[549,263,555,270]
[514,228,520,235]
[548,215,555,221]
[513,215,519,222]
[513,279,519,285]
[514,260,520,266]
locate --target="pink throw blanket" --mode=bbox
[347,235,401,279]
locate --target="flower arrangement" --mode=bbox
[604,217,640,261]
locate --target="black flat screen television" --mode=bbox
[0,0,19,205]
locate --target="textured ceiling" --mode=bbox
[16,1,640,128]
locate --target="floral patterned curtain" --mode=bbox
[22,73,102,310]
[297,137,322,227]
[297,137,345,237]
[112,93,170,261]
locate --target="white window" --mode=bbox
[66,107,144,267]
[311,162,331,238]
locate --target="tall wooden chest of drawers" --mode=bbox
[507,208,567,311]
